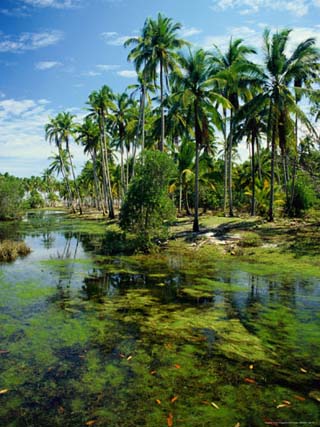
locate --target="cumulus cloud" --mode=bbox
[21,0,81,8]
[0,30,63,53]
[0,97,85,177]
[180,26,202,38]
[35,61,62,70]
[117,70,136,78]
[211,0,310,17]
[96,64,120,71]
[101,31,130,46]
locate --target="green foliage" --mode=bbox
[25,189,45,209]
[290,172,318,217]
[119,151,176,247]
[0,174,25,220]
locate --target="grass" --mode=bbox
[0,240,31,262]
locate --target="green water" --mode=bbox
[0,211,319,426]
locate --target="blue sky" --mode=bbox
[0,0,319,177]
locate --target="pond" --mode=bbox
[0,211,319,426]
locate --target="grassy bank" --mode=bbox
[0,240,31,262]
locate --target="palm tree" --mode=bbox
[87,86,116,218]
[125,13,188,151]
[209,38,258,217]
[173,49,230,232]
[55,112,83,214]
[258,28,319,221]
[45,116,74,210]
[76,117,102,210]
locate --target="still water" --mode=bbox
[0,211,319,426]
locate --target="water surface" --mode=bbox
[0,211,319,426]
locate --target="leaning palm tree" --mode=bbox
[172,49,230,232]
[125,13,188,151]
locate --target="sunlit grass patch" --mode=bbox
[0,240,31,262]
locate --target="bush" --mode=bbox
[25,189,45,209]
[0,240,31,262]
[119,151,176,249]
[289,173,318,217]
[0,175,25,220]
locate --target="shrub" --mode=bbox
[0,240,31,262]
[119,151,176,249]
[289,173,318,217]
[0,175,25,220]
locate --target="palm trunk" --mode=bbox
[268,120,276,222]
[98,121,108,216]
[179,174,183,214]
[289,114,299,214]
[222,110,228,216]
[91,149,101,210]
[120,140,124,204]
[66,138,83,215]
[58,147,74,212]
[250,131,256,216]
[228,111,234,217]
[159,60,165,152]
[102,123,114,219]
[193,101,200,233]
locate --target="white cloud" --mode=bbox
[211,0,310,17]
[83,71,102,77]
[0,30,63,53]
[35,61,62,70]
[96,64,120,71]
[21,0,81,8]
[0,97,86,177]
[101,31,130,46]
[117,70,137,78]
[180,26,202,38]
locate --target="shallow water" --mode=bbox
[0,211,319,426]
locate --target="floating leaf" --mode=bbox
[282,400,291,405]
[0,389,8,395]
[150,370,157,375]
[244,377,256,384]
[249,364,254,370]
[170,396,178,403]
[300,368,307,373]
[293,395,305,401]
[127,355,132,361]
[155,399,161,405]
[211,402,220,409]
[276,404,288,409]
[174,364,181,369]
[167,412,173,427]
[85,421,97,426]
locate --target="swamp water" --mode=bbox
[0,211,319,426]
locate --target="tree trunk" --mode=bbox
[193,102,200,233]
[102,118,115,219]
[66,137,83,215]
[58,147,74,212]
[91,149,101,210]
[228,111,234,217]
[98,120,108,216]
[250,131,256,216]
[268,120,276,222]
[159,60,165,152]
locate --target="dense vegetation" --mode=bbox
[2,16,320,237]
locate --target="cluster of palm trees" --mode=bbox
[45,14,320,230]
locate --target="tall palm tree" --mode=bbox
[45,116,74,210]
[209,38,258,217]
[76,117,102,210]
[55,112,83,214]
[258,28,319,221]
[125,13,188,151]
[173,49,230,232]
[87,86,116,218]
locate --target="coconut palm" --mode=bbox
[125,13,188,151]
[209,38,258,217]
[258,29,319,221]
[87,86,116,218]
[172,49,230,232]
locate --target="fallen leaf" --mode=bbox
[211,402,220,409]
[119,353,126,358]
[244,377,256,384]
[155,399,161,405]
[85,421,97,426]
[170,396,178,403]
[0,389,9,395]
[127,355,132,361]
[150,370,157,375]
[249,364,254,370]
[276,404,288,409]
[167,412,173,427]
[293,395,305,401]
[174,364,181,369]
[282,400,291,405]
[300,368,307,373]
